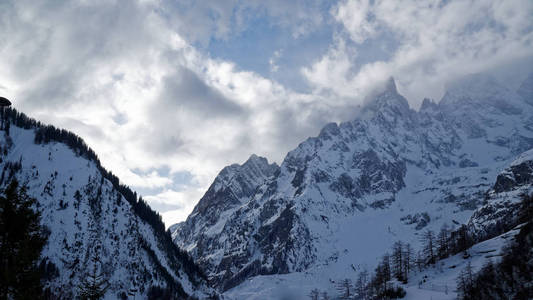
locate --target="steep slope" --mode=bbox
[467,148,533,239]
[171,155,280,288]
[172,74,533,293]
[225,152,533,299]
[0,108,211,299]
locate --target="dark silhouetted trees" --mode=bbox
[0,179,48,299]
[78,254,110,300]
[457,194,533,300]
[1,107,206,290]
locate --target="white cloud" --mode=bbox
[0,0,350,226]
[333,0,375,43]
[0,0,531,227]
[145,188,205,226]
[305,0,533,105]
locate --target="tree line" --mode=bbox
[456,193,533,300]
[0,108,208,298]
[308,193,532,300]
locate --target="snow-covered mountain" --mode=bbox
[171,73,533,297]
[467,148,533,239]
[0,109,211,299]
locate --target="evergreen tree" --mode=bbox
[0,179,47,299]
[460,196,533,300]
[78,253,110,300]
[518,193,533,224]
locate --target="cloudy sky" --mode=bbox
[1,0,532,226]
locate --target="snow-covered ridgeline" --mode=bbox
[172,73,533,295]
[0,109,211,299]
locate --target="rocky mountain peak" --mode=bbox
[420,98,438,112]
[192,154,279,217]
[242,154,279,176]
[384,76,398,94]
[361,76,411,118]
[172,75,533,297]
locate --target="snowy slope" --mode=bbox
[0,110,211,299]
[467,148,533,239]
[172,73,533,295]
[401,225,523,300]
[224,145,533,299]
[224,224,522,300]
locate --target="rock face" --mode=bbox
[172,74,533,292]
[0,109,210,299]
[468,149,533,238]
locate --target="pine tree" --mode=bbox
[518,193,533,224]
[78,253,110,300]
[0,179,47,299]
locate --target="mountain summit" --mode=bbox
[171,74,533,296]
[384,76,398,94]
[0,108,211,299]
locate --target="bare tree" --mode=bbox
[336,278,354,299]
[308,288,320,300]
[403,243,414,280]
[321,291,330,300]
[392,241,403,281]
[437,224,450,259]
[355,269,369,299]
[421,229,436,264]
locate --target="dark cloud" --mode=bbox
[19,71,82,110]
[0,0,531,227]
[160,66,244,117]
[2,0,158,110]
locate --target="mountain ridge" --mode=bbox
[171,73,533,296]
[0,108,212,299]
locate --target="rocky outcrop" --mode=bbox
[172,74,533,292]
[468,149,533,238]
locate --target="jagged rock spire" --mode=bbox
[385,76,397,94]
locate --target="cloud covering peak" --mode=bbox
[0,0,531,225]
